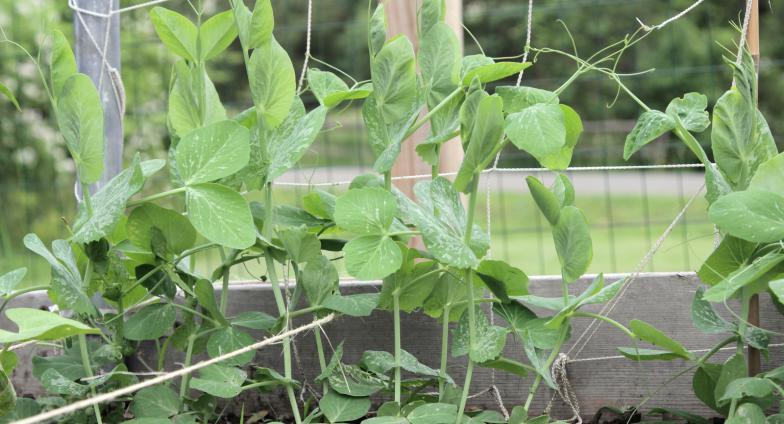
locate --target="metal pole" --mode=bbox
[73,0,123,190]
[746,0,761,377]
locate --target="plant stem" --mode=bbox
[0,285,49,315]
[313,320,328,394]
[393,291,402,404]
[264,182,302,424]
[438,305,451,397]
[384,171,392,191]
[179,335,195,402]
[78,333,103,424]
[573,311,635,339]
[81,183,94,216]
[404,87,462,141]
[219,248,231,315]
[455,178,480,422]
[127,186,187,207]
[170,302,221,327]
[115,297,124,344]
[523,324,569,412]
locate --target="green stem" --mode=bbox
[263,182,302,424]
[384,171,392,191]
[115,297,124,344]
[179,335,195,402]
[313,320,328,394]
[438,305,451,397]
[404,87,462,140]
[81,183,94,216]
[170,302,221,327]
[78,334,103,424]
[127,186,187,207]
[523,324,569,412]
[0,285,49,315]
[219,248,231,315]
[573,311,635,339]
[393,291,402,404]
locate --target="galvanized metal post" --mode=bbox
[73,0,123,189]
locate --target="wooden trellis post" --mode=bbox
[385,0,464,197]
[746,0,761,377]
[73,0,124,190]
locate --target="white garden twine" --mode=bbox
[13,314,335,424]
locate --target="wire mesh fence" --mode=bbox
[0,0,781,282]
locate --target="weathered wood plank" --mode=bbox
[4,273,783,420]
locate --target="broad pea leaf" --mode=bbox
[628,319,690,360]
[127,203,196,255]
[546,274,614,328]
[24,234,95,315]
[307,68,371,108]
[363,95,421,174]
[379,255,440,312]
[693,362,725,415]
[479,356,531,378]
[194,279,227,325]
[505,103,566,168]
[230,311,276,331]
[175,120,250,185]
[717,377,773,405]
[0,308,98,344]
[702,250,784,301]
[423,270,482,322]
[344,235,402,280]
[335,187,397,235]
[362,418,410,424]
[692,287,733,333]
[278,226,321,264]
[185,183,255,249]
[0,369,14,416]
[150,7,197,61]
[301,255,338,306]
[617,347,685,361]
[131,385,181,418]
[475,259,528,302]
[419,22,461,139]
[749,153,784,196]
[39,368,89,396]
[526,176,561,225]
[124,303,176,341]
[371,35,419,123]
[538,105,583,170]
[461,59,529,86]
[199,10,237,61]
[135,264,176,300]
[451,307,508,362]
[493,301,537,335]
[714,354,747,408]
[697,236,757,286]
[190,365,247,398]
[360,349,443,381]
[71,155,145,244]
[57,74,104,184]
[407,403,456,424]
[327,364,387,397]
[458,81,484,149]
[303,189,337,219]
[726,403,766,424]
[552,174,575,207]
[249,38,295,128]
[496,86,558,114]
[368,4,386,58]
[665,92,710,132]
[49,30,77,99]
[520,329,555,388]
[552,206,592,283]
[320,390,371,423]
[168,62,227,137]
[322,293,380,317]
[770,279,784,305]
[418,0,445,35]
[207,327,255,366]
[248,0,274,49]
[0,268,26,296]
[454,94,504,192]
[396,178,488,269]
[623,110,676,160]
[511,294,572,311]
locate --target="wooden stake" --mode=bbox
[746,0,761,377]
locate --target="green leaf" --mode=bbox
[552,174,575,207]
[149,7,197,61]
[454,94,504,192]
[0,268,26,296]
[493,301,536,334]
[344,235,402,280]
[278,226,321,264]
[362,417,408,424]
[552,206,592,283]
[39,368,88,396]
[248,38,295,128]
[419,22,461,137]
[665,92,710,133]
[479,356,531,378]
[538,105,582,170]
[190,364,247,398]
[703,250,784,302]
[368,4,386,57]
[461,61,530,86]
[230,311,276,331]
[407,403,456,424]
[418,0,445,35]
[451,307,508,362]
[623,110,676,160]
[301,255,338,306]
[526,176,561,225]
[71,156,145,244]
[131,386,181,418]
[57,74,105,184]
[362,94,420,174]
[370,34,418,118]
[709,190,784,243]
[199,10,237,61]
[168,62,227,137]
[726,403,766,424]
[322,293,380,317]
[49,30,77,99]
[505,103,566,167]
[24,234,95,315]
[0,369,15,416]
[186,183,255,249]
[697,236,757,286]
[320,391,371,423]
[249,0,274,48]
[175,120,250,185]
[714,354,747,407]
[475,259,528,302]
[207,327,255,366]
[194,279,228,325]
[617,347,685,361]
[496,86,558,114]
[124,303,176,341]
[335,187,397,234]
[692,287,733,333]
[327,364,387,397]
[379,256,440,312]
[307,68,370,108]
[629,319,690,359]
[718,377,773,404]
[693,363,725,415]
[360,349,444,381]
[749,152,784,197]
[0,82,19,111]
[0,308,97,344]
[303,190,336,219]
[423,270,481,322]
[127,203,196,255]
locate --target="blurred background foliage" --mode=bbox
[0,0,781,278]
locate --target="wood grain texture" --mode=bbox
[4,273,783,420]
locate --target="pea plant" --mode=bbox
[623,46,784,422]
[0,1,686,423]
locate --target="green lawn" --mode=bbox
[0,186,715,288]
